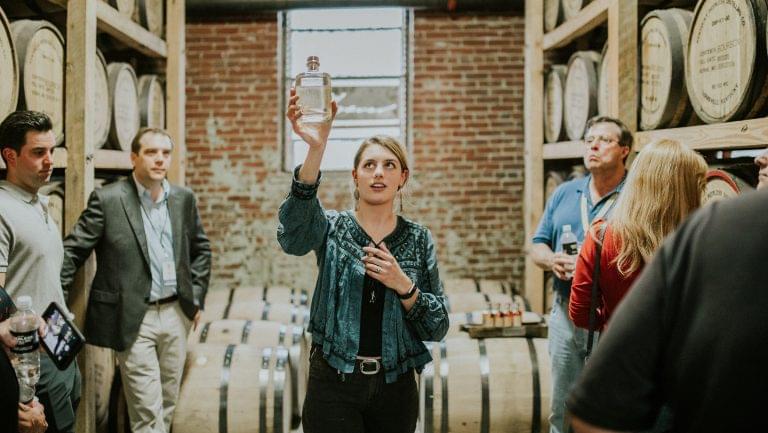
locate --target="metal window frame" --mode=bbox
[279,8,413,172]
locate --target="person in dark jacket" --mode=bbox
[279,89,449,433]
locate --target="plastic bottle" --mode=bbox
[560,224,579,279]
[10,296,40,403]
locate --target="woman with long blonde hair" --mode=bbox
[569,139,707,330]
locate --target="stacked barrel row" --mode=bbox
[545,0,768,138]
[1,0,164,37]
[0,7,166,153]
[424,278,552,433]
[153,279,551,433]
[173,286,312,433]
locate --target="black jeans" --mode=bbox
[302,350,418,433]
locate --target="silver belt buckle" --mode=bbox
[358,358,380,375]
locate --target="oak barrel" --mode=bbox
[446,293,527,314]
[86,345,116,433]
[640,8,697,130]
[174,344,293,433]
[564,50,600,140]
[199,299,310,327]
[597,42,609,115]
[544,65,567,143]
[137,74,165,128]
[204,286,309,308]
[0,6,18,122]
[442,278,479,294]
[545,170,566,202]
[39,181,64,238]
[138,0,163,37]
[476,279,508,295]
[687,0,768,123]
[107,62,140,152]
[544,0,563,32]
[187,320,309,430]
[420,337,551,433]
[703,169,754,204]
[562,0,591,21]
[108,0,138,21]
[11,20,64,145]
[446,311,483,337]
[94,50,111,149]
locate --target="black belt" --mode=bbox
[147,294,178,306]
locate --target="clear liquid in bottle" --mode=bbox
[10,296,40,403]
[295,56,332,124]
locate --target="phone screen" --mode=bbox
[41,303,85,370]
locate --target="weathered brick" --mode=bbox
[185,13,526,293]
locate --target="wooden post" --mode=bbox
[608,0,638,131]
[524,0,545,313]
[66,1,98,433]
[166,0,185,185]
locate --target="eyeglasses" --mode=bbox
[584,135,620,146]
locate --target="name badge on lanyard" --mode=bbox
[162,260,177,287]
[580,189,618,234]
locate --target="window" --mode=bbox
[281,8,411,171]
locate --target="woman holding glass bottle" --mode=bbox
[278,88,449,433]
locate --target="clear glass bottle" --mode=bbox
[294,55,332,124]
[10,296,40,403]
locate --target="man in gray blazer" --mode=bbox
[61,128,211,433]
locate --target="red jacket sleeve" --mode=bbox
[569,227,606,330]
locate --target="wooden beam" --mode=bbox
[524,0,545,314]
[65,2,98,433]
[636,118,768,151]
[609,0,638,132]
[166,0,185,185]
[543,141,585,160]
[96,0,167,58]
[543,0,609,51]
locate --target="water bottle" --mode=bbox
[10,296,40,403]
[560,224,578,280]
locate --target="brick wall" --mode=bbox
[186,11,526,294]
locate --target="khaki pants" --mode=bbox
[116,302,191,433]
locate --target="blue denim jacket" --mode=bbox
[277,169,449,383]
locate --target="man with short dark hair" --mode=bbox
[61,127,211,433]
[530,116,632,433]
[0,110,81,433]
[568,189,768,433]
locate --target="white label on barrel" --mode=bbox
[114,68,139,151]
[25,28,64,144]
[0,18,16,121]
[93,57,110,147]
[641,17,673,129]
[565,57,591,140]
[688,0,754,121]
[148,79,165,128]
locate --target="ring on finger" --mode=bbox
[376,265,382,273]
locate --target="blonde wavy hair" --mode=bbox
[610,139,707,276]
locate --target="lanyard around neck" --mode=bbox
[580,181,618,234]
